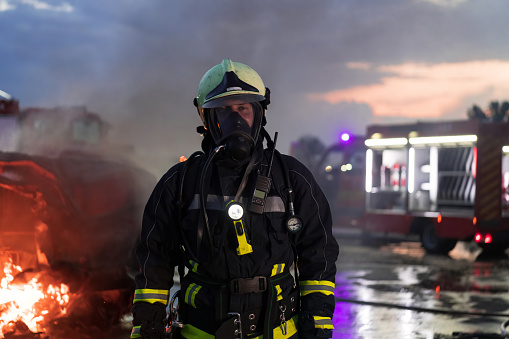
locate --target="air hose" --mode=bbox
[335,297,509,338]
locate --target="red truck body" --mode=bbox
[294,119,509,254]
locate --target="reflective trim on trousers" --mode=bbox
[130,325,141,338]
[180,315,298,339]
[313,316,334,330]
[185,283,202,308]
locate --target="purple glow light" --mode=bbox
[341,133,351,142]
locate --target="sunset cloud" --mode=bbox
[308,60,509,118]
[2,0,508,166]
[346,62,372,71]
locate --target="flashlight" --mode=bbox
[225,201,253,255]
[227,201,244,220]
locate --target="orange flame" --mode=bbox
[0,257,71,337]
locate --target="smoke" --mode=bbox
[3,0,509,176]
[54,1,344,177]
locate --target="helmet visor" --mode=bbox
[203,93,265,109]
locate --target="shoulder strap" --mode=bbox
[177,151,204,274]
[179,151,204,211]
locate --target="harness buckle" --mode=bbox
[230,276,267,294]
[279,305,287,335]
[165,291,183,338]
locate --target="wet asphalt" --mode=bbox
[45,230,509,339]
[333,228,509,339]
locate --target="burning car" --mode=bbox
[0,91,155,338]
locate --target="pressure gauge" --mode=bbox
[286,216,303,233]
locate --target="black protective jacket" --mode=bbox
[131,143,339,339]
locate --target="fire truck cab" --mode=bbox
[307,134,367,231]
[364,119,509,254]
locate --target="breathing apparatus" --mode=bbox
[168,59,302,337]
[207,100,264,162]
[194,58,270,163]
[185,59,301,262]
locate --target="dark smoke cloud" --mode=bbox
[2,0,509,176]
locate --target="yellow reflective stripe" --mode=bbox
[181,315,298,339]
[275,285,283,301]
[271,263,286,276]
[313,316,334,330]
[185,283,202,308]
[130,326,141,338]
[133,289,169,305]
[181,324,214,338]
[253,315,298,339]
[189,260,199,273]
[300,280,335,296]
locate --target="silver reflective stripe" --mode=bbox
[315,318,333,325]
[188,194,225,211]
[273,263,285,275]
[187,194,286,213]
[265,196,286,213]
[189,260,199,272]
[185,283,201,307]
[315,317,333,326]
[134,292,167,300]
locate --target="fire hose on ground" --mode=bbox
[335,297,509,338]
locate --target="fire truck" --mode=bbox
[295,119,509,255]
[291,133,367,233]
[0,90,156,329]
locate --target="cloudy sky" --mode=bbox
[2,0,508,176]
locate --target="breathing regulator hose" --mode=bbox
[199,145,225,259]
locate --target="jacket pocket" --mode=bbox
[265,212,293,265]
[266,211,289,244]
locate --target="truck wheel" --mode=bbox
[420,223,457,255]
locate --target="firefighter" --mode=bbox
[131,59,339,339]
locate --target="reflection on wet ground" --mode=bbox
[114,234,509,339]
[334,234,509,339]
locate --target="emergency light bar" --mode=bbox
[365,138,408,147]
[408,148,415,193]
[409,135,477,145]
[365,149,373,192]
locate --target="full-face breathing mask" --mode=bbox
[207,101,263,161]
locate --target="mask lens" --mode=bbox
[216,103,253,127]
[207,101,263,148]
